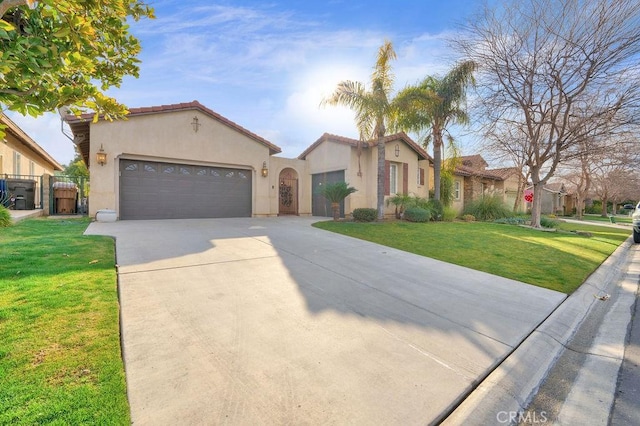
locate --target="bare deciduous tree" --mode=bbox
[591,143,640,216]
[456,0,640,227]
[483,122,531,212]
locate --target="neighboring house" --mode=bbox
[64,101,432,220]
[526,182,566,215]
[1,113,64,209]
[1,113,63,177]
[451,155,524,214]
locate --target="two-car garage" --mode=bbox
[119,159,252,220]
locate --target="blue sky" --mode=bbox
[9,0,484,166]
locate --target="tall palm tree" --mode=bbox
[322,41,397,220]
[394,60,476,201]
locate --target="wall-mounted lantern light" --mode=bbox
[261,161,269,177]
[395,144,400,157]
[96,144,107,166]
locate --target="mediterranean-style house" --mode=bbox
[64,101,433,220]
[1,113,64,209]
[451,155,525,214]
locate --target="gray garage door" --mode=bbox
[312,170,345,217]
[120,159,252,220]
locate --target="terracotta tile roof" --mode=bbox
[459,154,488,169]
[298,132,432,162]
[454,164,512,180]
[65,100,282,155]
[488,167,520,180]
[453,157,523,182]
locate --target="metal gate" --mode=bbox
[50,175,89,215]
[279,177,298,215]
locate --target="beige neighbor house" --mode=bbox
[64,101,432,220]
[451,155,525,214]
[524,183,566,215]
[1,113,64,209]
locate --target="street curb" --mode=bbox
[443,237,633,425]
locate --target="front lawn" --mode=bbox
[313,220,631,293]
[0,218,129,425]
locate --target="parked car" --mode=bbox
[632,202,640,243]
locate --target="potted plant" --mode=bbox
[318,182,357,221]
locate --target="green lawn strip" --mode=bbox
[313,220,630,293]
[0,218,129,425]
[580,214,632,224]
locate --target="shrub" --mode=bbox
[386,194,412,219]
[463,196,511,221]
[352,208,377,222]
[404,207,431,223]
[426,199,444,221]
[462,214,476,222]
[442,206,457,222]
[494,217,526,225]
[0,205,11,227]
[540,216,559,228]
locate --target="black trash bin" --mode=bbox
[14,195,26,210]
[7,179,36,210]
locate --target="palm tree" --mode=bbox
[318,182,357,221]
[394,60,476,201]
[322,41,397,220]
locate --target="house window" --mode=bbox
[13,151,21,175]
[417,167,425,186]
[29,161,35,176]
[454,180,461,200]
[389,163,398,194]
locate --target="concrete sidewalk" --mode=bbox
[86,217,565,425]
[445,235,638,425]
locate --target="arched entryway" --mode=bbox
[279,168,299,215]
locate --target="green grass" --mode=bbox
[581,214,632,225]
[313,220,631,294]
[0,218,129,425]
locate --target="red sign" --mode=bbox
[524,190,533,203]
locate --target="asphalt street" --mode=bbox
[610,280,640,426]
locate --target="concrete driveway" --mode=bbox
[85,217,565,425]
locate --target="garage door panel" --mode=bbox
[312,170,346,217]
[119,160,252,220]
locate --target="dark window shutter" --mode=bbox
[419,168,425,186]
[403,163,409,193]
[385,160,390,195]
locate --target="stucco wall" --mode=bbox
[1,132,58,177]
[269,156,311,216]
[88,110,275,218]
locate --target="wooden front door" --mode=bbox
[279,177,298,215]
